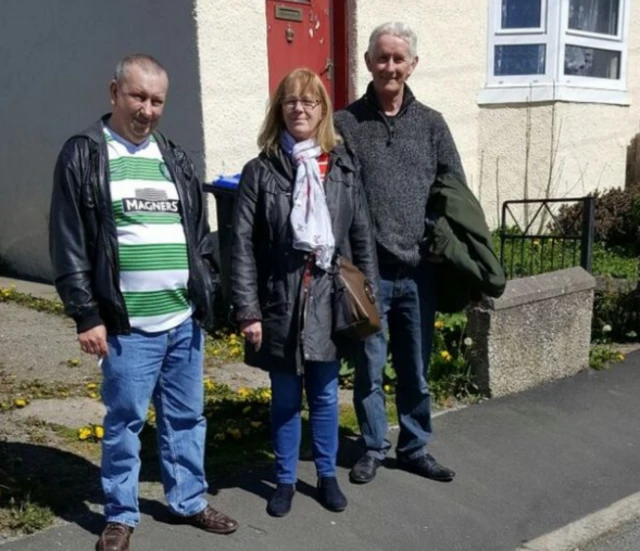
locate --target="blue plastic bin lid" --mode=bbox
[212,173,241,189]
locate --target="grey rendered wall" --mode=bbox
[0,0,204,281]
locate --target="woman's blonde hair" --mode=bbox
[258,68,341,154]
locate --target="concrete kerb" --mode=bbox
[514,491,640,551]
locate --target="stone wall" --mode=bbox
[467,267,596,398]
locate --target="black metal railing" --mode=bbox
[500,197,595,279]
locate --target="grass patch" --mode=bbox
[0,499,54,535]
[0,372,98,412]
[204,332,245,366]
[589,343,625,371]
[0,286,64,316]
[0,438,101,537]
[592,246,640,279]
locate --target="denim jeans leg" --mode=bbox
[270,371,304,484]
[389,264,437,460]
[353,273,394,460]
[305,361,340,478]
[153,318,208,517]
[101,330,166,527]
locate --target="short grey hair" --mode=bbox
[367,22,418,60]
[114,53,167,84]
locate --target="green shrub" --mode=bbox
[555,184,640,254]
[592,277,640,342]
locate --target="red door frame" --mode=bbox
[331,0,350,110]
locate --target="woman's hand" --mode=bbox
[239,320,262,351]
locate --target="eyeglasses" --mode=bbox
[282,98,321,111]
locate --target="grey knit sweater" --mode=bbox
[335,83,464,268]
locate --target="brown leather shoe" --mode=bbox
[95,522,133,551]
[173,505,238,535]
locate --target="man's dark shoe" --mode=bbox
[267,483,295,517]
[172,505,239,534]
[317,476,347,512]
[397,453,455,482]
[96,522,133,551]
[349,454,382,484]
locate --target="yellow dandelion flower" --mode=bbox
[94,425,105,439]
[383,385,392,393]
[78,427,92,441]
[14,398,27,408]
[617,353,625,361]
[86,382,98,390]
[89,392,99,400]
[440,350,452,362]
[434,320,445,330]
[237,387,250,398]
[68,358,80,367]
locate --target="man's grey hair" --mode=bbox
[367,22,418,60]
[114,53,167,84]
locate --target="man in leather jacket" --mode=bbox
[49,54,237,551]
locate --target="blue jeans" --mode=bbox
[354,263,436,461]
[100,317,207,527]
[270,361,340,484]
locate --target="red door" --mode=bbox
[266,0,348,109]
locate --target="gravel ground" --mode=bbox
[0,302,99,384]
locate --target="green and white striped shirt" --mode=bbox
[104,126,193,332]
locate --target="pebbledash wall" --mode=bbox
[1,0,639,281]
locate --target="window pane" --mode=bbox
[494,44,546,76]
[565,45,620,78]
[502,0,542,28]
[569,0,619,35]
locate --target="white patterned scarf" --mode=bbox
[281,131,335,270]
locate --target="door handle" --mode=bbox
[320,58,334,80]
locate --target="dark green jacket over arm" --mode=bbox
[425,172,506,313]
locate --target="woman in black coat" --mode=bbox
[230,68,377,517]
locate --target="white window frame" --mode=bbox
[478,0,631,105]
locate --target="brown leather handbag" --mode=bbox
[332,255,382,340]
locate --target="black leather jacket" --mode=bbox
[230,145,377,372]
[49,115,218,334]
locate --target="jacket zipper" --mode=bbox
[92,140,130,333]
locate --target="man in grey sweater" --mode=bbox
[335,22,460,484]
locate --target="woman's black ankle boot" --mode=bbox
[267,483,295,517]
[317,476,347,512]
